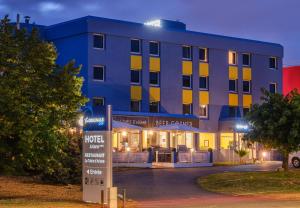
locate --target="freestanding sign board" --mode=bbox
[82,105,112,205]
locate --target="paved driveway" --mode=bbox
[113,162,300,208]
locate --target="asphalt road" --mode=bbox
[113,162,300,208]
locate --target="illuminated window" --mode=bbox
[149,101,160,113]
[149,41,160,56]
[131,39,141,53]
[243,81,251,93]
[182,75,192,88]
[269,57,277,69]
[131,100,140,112]
[199,76,209,90]
[199,48,208,62]
[93,34,104,49]
[204,140,209,147]
[183,104,193,115]
[93,66,104,81]
[229,51,237,65]
[199,105,208,118]
[229,79,237,92]
[182,45,192,60]
[131,70,141,84]
[150,72,160,86]
[93,97,104,107]
[242,53,251,66]
[269,83,277,94]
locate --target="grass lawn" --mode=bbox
[0,176,137,208]
[198,170,300,196]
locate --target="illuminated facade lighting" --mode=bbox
[144,19,161,27]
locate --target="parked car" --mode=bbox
[290,152,300,168]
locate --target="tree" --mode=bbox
[0,15,87,178]
[244,89,300,171]
[234,149,248,164]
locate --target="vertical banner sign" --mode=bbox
[82,106,112,204]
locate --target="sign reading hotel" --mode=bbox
[82,106,112,204]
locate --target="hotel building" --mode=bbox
[24,16,283,166]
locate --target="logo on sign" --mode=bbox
[84,117,105,126]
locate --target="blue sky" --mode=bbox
[1,0,299,66]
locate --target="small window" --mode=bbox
[131,100,140,112]
[229,51,237,65]
[243,108,250,117]
[199,48,208,62]
[149,72,160,86]
[131,70,141,84]
[243,81,251,93]
[93,34,104,49]
[199,105,208,118]
[228,106,238,117]
[93,66,104,81]
[93,97,104,107]
[149,41,160,56]
[182,75,192,88]
[182,45,192,60]
[229,80,237,92]
[242,53,251,66]
[269,57,277,69]
[131,39,141,53]
[269,83,277,94]
[183,104,193,115]
[149,101,160,113]
[199,76,209,90]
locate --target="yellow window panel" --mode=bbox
[229,66,238,80]
[149,57,160,72]
[182,61,193,75]
[243,94,252,108]
[199,62,209,76]
[228,93,238,106]
[182,89,193,104]
[199,91,209,105]
[243,67,252,80]
[199,133,215,150]
[131,55,142,70]
[149,87,160,102]
[131,85,142,101]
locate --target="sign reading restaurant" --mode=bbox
[113,114,199,128]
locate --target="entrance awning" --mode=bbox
[112,120,142,130]
[155,124,199,132]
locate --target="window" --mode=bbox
[93,66,104,81]
[199,48,208,62]
[131,39,141,53]
[243,108,250,117]
[243,81,251,93]
[93,34,104,49]
[204,140,209,147]
[93,97,104,107]
[182,75,192,88]
[183,104,192,115]
[131,70,141,84]
[131,100,140,112]
[149,72,160,86]
[229,51,237,65]
[269,57,277,69]
[199,105,208,118]
[228,106,238,117]
[149,41,160,56]
[229,80,237,92]
[269,83,277,94]
[199,76,209,90]
[242,53,251,66]
[149,102,160,113]
[182,45,192,60]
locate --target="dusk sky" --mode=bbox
[1,0,299,66]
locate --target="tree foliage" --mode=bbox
[0,15,87,180]
[244,89,300,170]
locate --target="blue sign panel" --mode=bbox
[83,106,107,131]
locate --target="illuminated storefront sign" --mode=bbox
[144,19,161,27]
